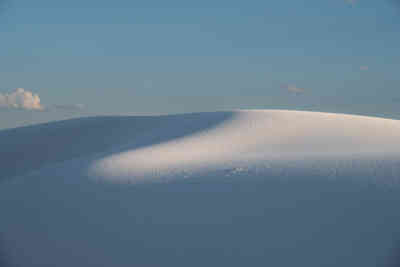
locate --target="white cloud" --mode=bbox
[286,84,305,94]
[0,88,44,110]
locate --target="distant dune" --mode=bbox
[1,110,400,267]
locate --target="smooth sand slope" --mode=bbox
[1,110,400,267]
[91,110,400,183]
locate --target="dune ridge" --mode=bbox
[89,110,400,183]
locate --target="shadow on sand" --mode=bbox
[0,112,235,181]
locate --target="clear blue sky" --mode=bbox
[0,0,399,128]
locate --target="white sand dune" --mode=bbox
[90,110,400,183]
[1,110,400,267]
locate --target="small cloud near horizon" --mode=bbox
[0,88,44,111]
[283,84,306,94]
[0,88,86,112]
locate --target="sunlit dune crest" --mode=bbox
[89,110,400,182]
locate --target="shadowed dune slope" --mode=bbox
[0,112,234,181]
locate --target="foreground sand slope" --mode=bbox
[1,110,400,267]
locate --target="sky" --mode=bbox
[0,0,399,129]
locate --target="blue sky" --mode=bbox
[0,0,399,128]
